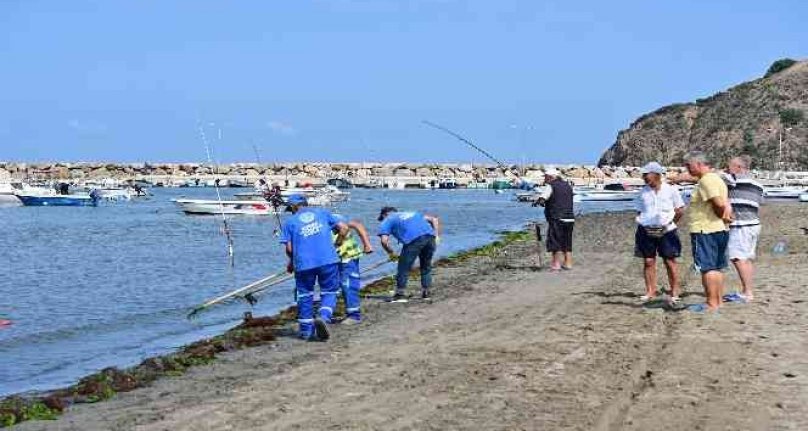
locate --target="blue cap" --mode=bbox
[286,194,308,206]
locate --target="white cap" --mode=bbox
[640,162,665,175]
[544,168,561,177]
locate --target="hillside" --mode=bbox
[599,59,808,169]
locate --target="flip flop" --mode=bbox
[686,303,718,314]
[639,295,656,302]
[722,293,746,303]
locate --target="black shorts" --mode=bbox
[634,226,682,259]
[546,219,574,252]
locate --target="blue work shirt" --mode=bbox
[280,208,341,271]
[378,211,435,245]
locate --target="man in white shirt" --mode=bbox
[634,162,685,304]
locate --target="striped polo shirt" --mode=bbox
[723,173,764,227]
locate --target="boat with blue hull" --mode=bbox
[16,194,99,207]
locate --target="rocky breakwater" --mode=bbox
[0,162,676,186]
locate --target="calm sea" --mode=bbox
[0,188,633,396]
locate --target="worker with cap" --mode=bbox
[533,168,575,271]
[280,194,350,341]
[377,207,441,302]
[331,213,374,324]
[634,161,685,304]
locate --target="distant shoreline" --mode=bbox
[3,161,807,187]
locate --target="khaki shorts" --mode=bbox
[728,224,761,261]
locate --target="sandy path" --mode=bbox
[17,205,808,430]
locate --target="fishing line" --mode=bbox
[422,120,520,178]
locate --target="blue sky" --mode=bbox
[0,0,804,164]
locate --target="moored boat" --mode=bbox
[174,199,277,215]
[763,185,806,200]
[16,193,99,207]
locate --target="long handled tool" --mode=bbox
[187,259,393,318]
[187,270,289,318]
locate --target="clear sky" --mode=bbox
[0,0,805,164]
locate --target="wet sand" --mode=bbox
[16,203,808,430]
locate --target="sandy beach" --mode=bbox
[14,203,808,431]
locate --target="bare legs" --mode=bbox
[731,259,755,300]
[550,251,573,270]
[702,270,724,310]
[643,257,679,298]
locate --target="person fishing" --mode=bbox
[634,162,685,304]
[377,207,440,302]
[280,194,349,341]
[533,168,575,271]
[331,214,374,324]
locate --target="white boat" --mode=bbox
[763,185,806,200]
[0,182,23,206]
[576,190,638,202]
[174,199,278,215]
[799,193,808,202]
[574,183,638,202]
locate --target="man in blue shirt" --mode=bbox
[377,207,441,302]
[280,194,349,341]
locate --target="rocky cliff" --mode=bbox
[599,59,808,169]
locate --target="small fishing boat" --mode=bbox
[326,178,354,189]
[174,199,277,215]
[16,193,99,207]
[438,178,458,189]
[575,183,638,202]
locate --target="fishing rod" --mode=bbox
[187,259,392,318]
[422,120,520,177]
[187,269,289,318]
[251,142,283,236]
[199,124,235,267]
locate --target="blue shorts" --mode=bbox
[691,231,729,273]
[635,226,681,259]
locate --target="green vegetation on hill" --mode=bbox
[599,59,807,169]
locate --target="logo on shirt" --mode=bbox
[399,212,415,220]
[300,221,323,237]
[299,212,315,223]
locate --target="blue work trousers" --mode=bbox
[396,234,436,295]
[295,263,340,338]
[339,259,362,319]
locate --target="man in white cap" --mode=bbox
[534,168,575,271]
[634,162,685,304]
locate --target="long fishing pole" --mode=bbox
[199,124,235,267]
[422,120,519,176]
[187,259,392,318]
[187,269,289,318]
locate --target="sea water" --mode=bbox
[0,188,633,396]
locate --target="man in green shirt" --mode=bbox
[332,214,374,324]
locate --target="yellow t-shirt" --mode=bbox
[688,172,729,234]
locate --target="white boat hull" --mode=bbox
[0,194,21,206]
[799,193,808,202]
[174,199,278,215]
[577,191,638,202]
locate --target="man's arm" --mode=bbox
[424,215,441,237]
[334,221,349,245]
[348,219,374,253]
[285,242,294,273]
[534,186,553,207]
[710,196,733,224]
[380,234,397,259]
[673,206,684,224]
